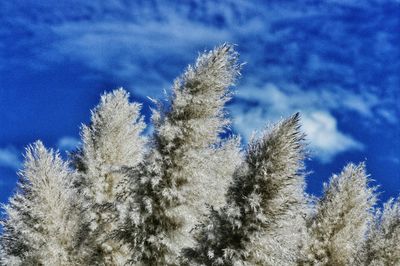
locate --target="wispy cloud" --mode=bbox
[0,147,21,170]
[57,136,80,151]
[0,0,398,163]
[49,17,234,97]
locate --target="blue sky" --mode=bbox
[0,0,399,204]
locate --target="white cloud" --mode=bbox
[231,84,366,163]
[57,136,80,151]
[0,147,21,170]
[302,112,363,162]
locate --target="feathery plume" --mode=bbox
[0,141,81,265]
[121,44,242,265]
[302,163,376,265]
[366,197,400,265]
[75,89,146,264]
[185,113,308,265]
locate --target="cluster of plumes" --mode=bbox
[0,44,398,266]
[183,113,308,266]
[116,44,242,265]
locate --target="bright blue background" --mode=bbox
[0,0,399,204]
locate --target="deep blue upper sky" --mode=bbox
[0,0,399,204]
